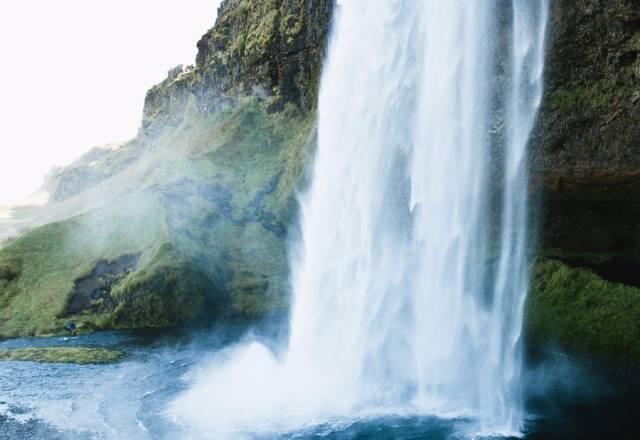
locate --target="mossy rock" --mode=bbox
[527,258,640,366]
[0,347,125,364]
[549,69,638,113]
[531,0,640,266]
[0,259,21,282]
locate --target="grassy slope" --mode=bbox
[527,258,640,365]
[0,97,316,337]
[143,97,316,317]
[0,197,167,337]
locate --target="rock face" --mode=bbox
[142,0,333,136]
[527,0,640,363]
[532,0,640,260]
[194,0,333,111]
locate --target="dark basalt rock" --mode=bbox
[531,0,640,262]
[65,254,141,316]
[142,0,334,137]
[525,0,640,365]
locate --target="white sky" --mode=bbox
[0,0,221,205]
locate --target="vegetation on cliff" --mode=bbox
[527,258,640,365]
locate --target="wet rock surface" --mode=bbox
[532,0,640,261]
[65,254,141,316]
[523,0,640,365]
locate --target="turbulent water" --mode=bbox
[168,0,549,437]
[2,331,640,439]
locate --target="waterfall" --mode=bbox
[169,0,548,436]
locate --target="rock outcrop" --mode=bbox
[142,0,333,137]
[527,0,640,363]
[532,0,640,261]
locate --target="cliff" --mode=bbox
[532,0,640,262]
[1,0,639,368]
[527,0,640,364]
[142,0,332,137]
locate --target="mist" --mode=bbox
[0,0,221,205]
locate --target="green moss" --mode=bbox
[0,196,167,338]
[232,33,247,56]
[527,258,640,365]
[109,246,210,329]
[0,220,80,337]
[243,0,278,63]
[136,97,314,319]
[280,11,305,44]
[550,68,637,112]
[156,97,315,317]
[0,347,124,364]
[239,0,249,15]
[202,98,315,211]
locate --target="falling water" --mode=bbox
[170,0,548,436]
